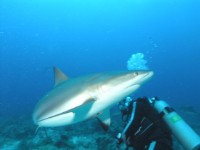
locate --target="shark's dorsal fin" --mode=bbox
[97,109,111,131]
[53,67,68,87]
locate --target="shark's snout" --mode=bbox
[145,71,154,79]
[133,71,154,85]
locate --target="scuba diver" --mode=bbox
[116,96,200,150]
[116,96,173,150]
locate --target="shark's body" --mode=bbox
[33,67,153,128]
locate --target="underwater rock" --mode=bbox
[0,113,199,149]
[65,135,97,149]
[17,140,30,150]
[1,140,20,150]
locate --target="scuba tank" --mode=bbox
[152,98,200,150]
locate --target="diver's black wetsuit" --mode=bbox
[121,97,173,150]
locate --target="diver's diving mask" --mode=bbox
[118,96,133,112]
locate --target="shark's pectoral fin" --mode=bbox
[53,67,68,87]
[68,98,96,115]
[97,109,111,131]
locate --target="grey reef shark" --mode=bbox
[33,67,153,130]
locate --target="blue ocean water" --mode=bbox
[0,0,200,119]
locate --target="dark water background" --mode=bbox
[0,0,200,119]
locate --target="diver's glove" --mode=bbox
[116,133,123,145]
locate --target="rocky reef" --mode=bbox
[0,111,199,150]
[0,114,121,150]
